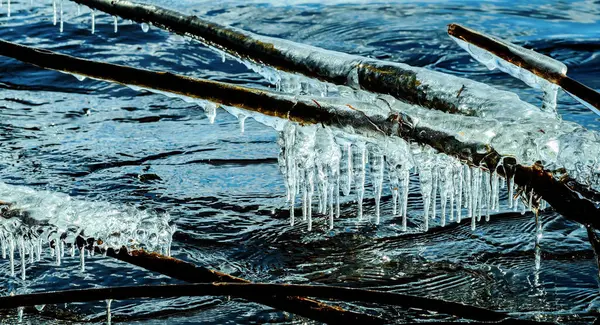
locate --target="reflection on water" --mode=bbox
[0,0,599,324]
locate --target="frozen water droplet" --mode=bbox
[34,305,45,312]
[141,22,149,33]
[113,16,118,33]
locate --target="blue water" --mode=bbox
[0,0,599,324]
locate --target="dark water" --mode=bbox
[0,0,599,324]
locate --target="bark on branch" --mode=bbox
[0,282,523,323]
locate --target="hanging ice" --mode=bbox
[106,299,113,325]
[91,10,95,34]
[59,0,63,33]
[0,182,175,279]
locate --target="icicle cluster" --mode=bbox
[0,183,175,280]
[276,122,531,232]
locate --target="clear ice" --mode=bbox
[450,35,567,115]
[0,183,175,280]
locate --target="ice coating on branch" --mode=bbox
[450,35,567,115]
[0,183,174,279]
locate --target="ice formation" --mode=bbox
[450,35,567,115]
[106,299,113,325]
[91,9,95,34]
[0,182,175,280]
[276,121,514,231]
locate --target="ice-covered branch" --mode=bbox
[72,0,551,120]
[0,38,599,231]
[448,23,600,115]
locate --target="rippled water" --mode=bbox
[0,0,600,324]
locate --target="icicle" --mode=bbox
[475,169,483,222]
[106,299,113,325]
[508,174,515,209]
[238,114,247,134]
[36,238,42,262]
[77,4,80,15]
[70,245,75,257]
[19,237,25,280]
[302,178,308,222]
[7,0,9,18]
[431,167,438,221]
[343,143,352,196]
[53,0,57,25]
[355,145,367,221]
[9,236,15,277]
[203,102,217,124]
[371,151,384,225]
[419,164,433,232]
[535,212,543,270]
[471,168,479,230]
[483,171,491,222]
[491,172,500,213]
[401,169,410,231]
[1,236,5,259]
[439,165,451,227]
[141,22,149,32]
[282,124,297,226]
[59,0,63,33]
[529,189,534,213]
[17,306,23,323]
[465,166,472,223]
[113,16,118,33]
[91,10,95,34]
[307,168,314,231]
[55,240,61,266]
[28,242,34,264]
[335,173,340,219]
[456,166,463,223]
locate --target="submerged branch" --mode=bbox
[87,245,384,324]
[0,38,598,228]
[0,282,521,323]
